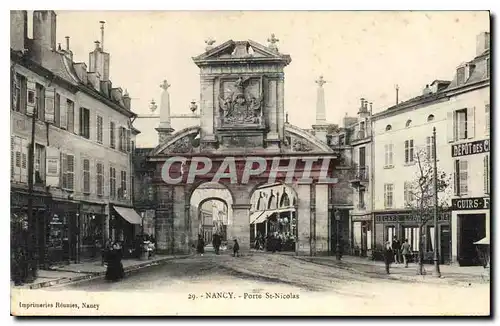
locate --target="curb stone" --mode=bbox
[24,255,191,289]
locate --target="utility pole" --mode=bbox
[25,104,38,283]
[432,127,441,277]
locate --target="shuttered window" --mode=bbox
[120,170,127,199]
[426,136,435,161]
[62,153,75,190]
[82,158,90,194]
[484,155,490,194]
[110,121,116,149]
[109,167,116,198]
[454,159,468,196]
[11,137,15,179]
[36,83,45,121]
[54,93,60,127]
[67,99,75,133]
[96,162,104,196]
[404,139,414,163]
[384,184,394,208]
[97,115,103,144]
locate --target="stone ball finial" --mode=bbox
[160,80,171,91]
[150,99,157,113]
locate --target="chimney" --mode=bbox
[358,98,367,114]
[10,10,28,52]
[395,84,399,105]
[123,90,131,110]
[88,22,110,81]
[65,36,70,51]
[476,31,490,57]
[33,11,57,50]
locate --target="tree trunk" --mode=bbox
[417,224,425,275]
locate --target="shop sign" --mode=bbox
[451,197,490,210]
[375,212,450,223]
[451,139,490,157]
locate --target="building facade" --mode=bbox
[370,31,490,265]
[10,10,139,267]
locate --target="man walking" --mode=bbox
[392,236,401,264]
[383,241,394,274]
[212,233,221,255]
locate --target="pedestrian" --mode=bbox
[105,242,125,282]
[197,234,205,257]
[383,241,394,274]
[212,233,221,255]
[392,236,401,264]
[401,239,411,268]
[233,239,240,257]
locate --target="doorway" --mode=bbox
[440,224,451,264]
[458,214,486,266]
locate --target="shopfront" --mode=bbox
[109,204,142,255]
[451,197,490,266]
[48,200,79,265]
[373,210,451,263]
[79,202,106,261]
[350,213,372,257]
[249,208,297,252]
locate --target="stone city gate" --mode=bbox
[145,38,340,255]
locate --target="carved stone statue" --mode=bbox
[165,136,192,153]
[218,76,263,125]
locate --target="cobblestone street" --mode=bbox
[47,252,489,315]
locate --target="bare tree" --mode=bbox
[405,148,450,275]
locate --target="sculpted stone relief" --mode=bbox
[163,134,200,154]
[218,76,264,125]
[283,131,313,152]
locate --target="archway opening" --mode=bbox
[249,183,297,252]
[190,182,233,252]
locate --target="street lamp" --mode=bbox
[335,209,342,260]
[432,127,441,277]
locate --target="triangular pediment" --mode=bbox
[193,39,291,65]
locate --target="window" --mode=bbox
[126,129,131,152]
[79,107,90,139]
[36,83,45,121]
[484,155,490,194]
[454,159,468,196]
[96,162,104,196]
[120,171,127,199]
[109,167,116,198]
[386,226,395,247]
[14,74,26,113]
[403,226,420,252]
[426,226,435,252]
[67,99,75,133]
[110,121,116,149]
[385,124,392,132]
[384,183,394,208]
[384,143,394,167]
[404,139,414,164]
[404,182,414,207]
[82,158,90,194]
[486,58,490,78]
[61,153,75,191]
[34,144,45,184]
[427,114,435,122]
[455,108,467,140]
[11,136,27,182]
[359,188,365,209]
[426,136,435,161]
[54,93,60,127]
[485,104,490,135]
[97,115,103,144]
[119,127,124,151]
[405,120,412,128]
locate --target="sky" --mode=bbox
[30,11,489,145]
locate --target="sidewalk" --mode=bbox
[13,254,191,290]
[294,255,490,284]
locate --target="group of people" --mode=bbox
[254,232,295,253]
[196,234,240,257]
[383,237,412,274]
[104,241,125,282]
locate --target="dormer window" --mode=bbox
[385,125,392,132]
[405,120,412,128]
[427,114,435,122]
[457,66,466,85]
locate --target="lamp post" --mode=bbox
[141,211,145,235]
[25,104,38,283]
[335,209,342,260]
[432,127,441,277]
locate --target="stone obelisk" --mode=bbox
[156,79,174,144]
[312,75,329,142]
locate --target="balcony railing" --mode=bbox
[348,164,369,185]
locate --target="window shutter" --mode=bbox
[20,139,28,183]
[61,153,67,189]
[26,79,36,116]
[46,147,60,187]
[67,154,74,190]
[454,160,459,196]
[447,111,454,142]
[54,93,60,127]
[409,139,414,162]
[389,144,393,165]
[426,136,431,161]
[110,121,115,148]
[485,104,490,136]
[11,137,15,179]
[67,102,74,133]
[467,107,475,139]
[126,129,131,152]
[484,155,489,194]
[44,87,55,123]
[83,158,90,193]
[12,74,18,111]
[384,144,388,166]
[60,97,68,129]
[404,140,409,163]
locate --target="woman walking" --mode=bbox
[197,234,205,257]
[105,242,125,282]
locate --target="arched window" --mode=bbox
[280,189,290,207]
[385,124,392,131]
[405,120,412,128]
[427,114,435,122]
[268,190,277,210]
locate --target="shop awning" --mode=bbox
[474,237,490,245]
[250,210,275,225]
[114,206,142,225]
